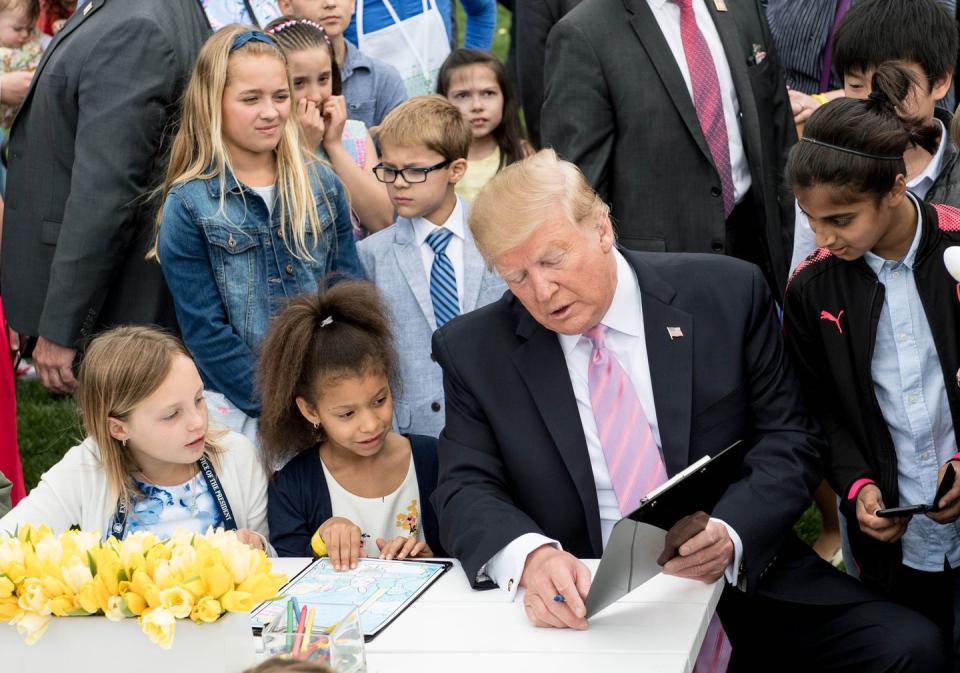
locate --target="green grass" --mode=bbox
[15,379,81,491]
[455,2,512,60]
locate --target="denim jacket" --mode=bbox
[157,162,363,417]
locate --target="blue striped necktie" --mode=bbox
[425,227,460,328]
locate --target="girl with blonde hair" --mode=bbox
[0,326,270,549]
[154,24,363,441]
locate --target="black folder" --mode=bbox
[585,440,748,617]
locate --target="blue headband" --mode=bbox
[230,30,275,51]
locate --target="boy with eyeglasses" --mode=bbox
[358,95,506,437]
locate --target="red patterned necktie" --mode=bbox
[675,0,735,218]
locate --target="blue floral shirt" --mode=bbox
[126,472,225,540]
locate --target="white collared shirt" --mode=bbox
[481,250,743,598]
[790,119,949,273]
[411,197,467,309]
[646,0,751,204]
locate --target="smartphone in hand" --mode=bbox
[876,463,956,518]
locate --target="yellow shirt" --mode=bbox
[456,146,501,204]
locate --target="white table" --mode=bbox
[271,558,723,673]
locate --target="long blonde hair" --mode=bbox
[151,24,334,261]
[77,326,223,508]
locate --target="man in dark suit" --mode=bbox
[0,0,210,394]
[541,0,795,297]
[431,151,947,670]
[513,0,581,148]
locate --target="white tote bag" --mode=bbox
[356,0,451,97]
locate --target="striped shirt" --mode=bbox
[765,0,956,105]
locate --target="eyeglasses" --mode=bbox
[372,160,451,184]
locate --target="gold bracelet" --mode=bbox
[811,93,831,105]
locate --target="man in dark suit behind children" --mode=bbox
[541,0,796,298]
[0,0,210,394]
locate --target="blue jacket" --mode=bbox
[157,162,362,417]
[345,0,496,52]
[267,434,444,558]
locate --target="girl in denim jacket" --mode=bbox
[153,25,363,443]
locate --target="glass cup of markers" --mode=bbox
[261,598,366,672]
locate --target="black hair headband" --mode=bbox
[799,137,902,161]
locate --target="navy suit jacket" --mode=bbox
[431,249,875,605]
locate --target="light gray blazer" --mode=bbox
[358,213,507,437]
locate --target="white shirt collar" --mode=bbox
[647,0,674,9]
[864,192,924,273]
[908,118,948,193]
[558,249,643,356]
[412,197,465,246]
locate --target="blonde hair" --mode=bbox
[151,24,334,262]
[77,326,223,508]
[376,95,472,161]
[468,148,611,266]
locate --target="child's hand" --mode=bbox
[0,71,33,106]
[297,97,325,149]
[927,460,960,524]
[376,536,433,561]
[236,528,265,550]
[318,517,365,571]
[321,95,347,149]
[856,484,908,543]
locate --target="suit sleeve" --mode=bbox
[709,267,824,593]
[541,18,614,200]
[430,326,547,588]
[515,0,555,147]
[37,17,179,347]
[782,281,875,511]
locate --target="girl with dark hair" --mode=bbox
[784,62,960,662]
[436,48,531,203]
[259,281,442,566]
[267,16,393,235]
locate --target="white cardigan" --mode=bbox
[0,431,270,546]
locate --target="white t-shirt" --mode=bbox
[321,454,423,558]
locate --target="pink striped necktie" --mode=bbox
[584,324,667,514]
[674,0,735,218]
[584,324,731,673]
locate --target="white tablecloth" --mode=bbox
[271,558,723,673]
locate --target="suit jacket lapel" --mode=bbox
[626,252,694,476]
[624,0,713,166]
[511,304,603,556]
[19,0,103,108]
[461,229,485,313]
[707,0,763,175]
[392,220,436,328]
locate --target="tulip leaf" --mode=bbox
[87,550,97,577]
[117,568,129,583]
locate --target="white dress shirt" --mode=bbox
[481,250,743,598]
[647,0,752,204]
[789,118,949,273]
[411,196,467,308]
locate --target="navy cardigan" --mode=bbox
[268,434,443,558]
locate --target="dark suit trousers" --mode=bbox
[726,190,778,299]
[889,563,960,671]
[718,584,950,672]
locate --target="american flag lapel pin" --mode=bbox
[667,326,684,340]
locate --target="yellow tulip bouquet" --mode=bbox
[0,525,287,649]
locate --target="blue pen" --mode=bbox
[291,596,301,617]
[553,594,565,603]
